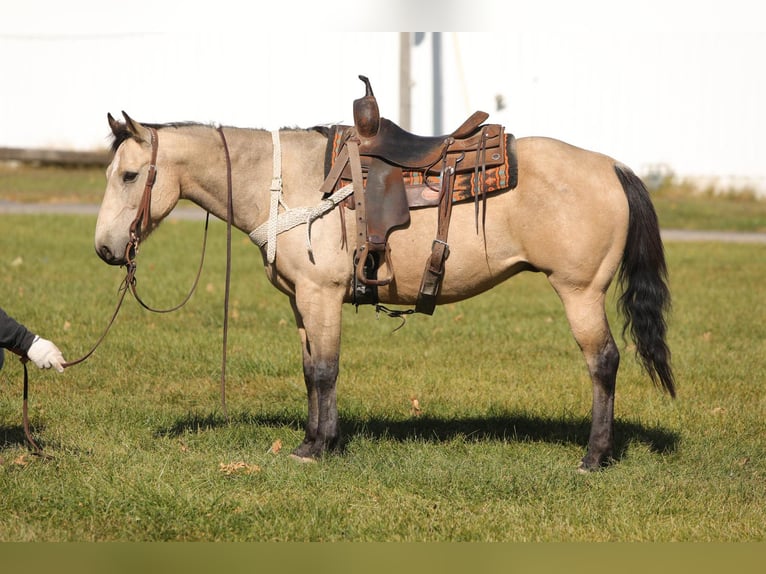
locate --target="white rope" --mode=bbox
[266,130,282,264]
[249,184,354,257]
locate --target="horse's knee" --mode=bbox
[316,359,339,384]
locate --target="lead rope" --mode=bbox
[20,126,232,454]
[21,208,211,455]
[216,126,233,420]
[19,270,133,456]
[129,213,211,313]
[21,359,48,458]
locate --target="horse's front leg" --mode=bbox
[288,290,344,462]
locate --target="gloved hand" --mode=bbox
[27,336,66,373]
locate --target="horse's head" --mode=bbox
[95,112,181,265]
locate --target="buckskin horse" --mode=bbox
[94,84,674,471]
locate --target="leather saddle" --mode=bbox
[320,75,515,314]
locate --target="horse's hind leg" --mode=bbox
[555,285,620,471]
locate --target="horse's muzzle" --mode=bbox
[96,244,125,266]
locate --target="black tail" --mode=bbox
[614,164,676,397]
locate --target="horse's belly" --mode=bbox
[378,201,527,304]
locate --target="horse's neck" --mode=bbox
[175,127,328,234]
[171,127,269,233]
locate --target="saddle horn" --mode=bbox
[353,75,380,138]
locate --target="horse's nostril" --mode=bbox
[98,245,113,262]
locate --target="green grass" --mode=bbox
[0,164,106,204]
[1,214,764,541]
[652,180,766,232]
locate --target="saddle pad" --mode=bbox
[324,125,518,207]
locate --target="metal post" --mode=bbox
[432,32,443,135]
[399,32,411,131]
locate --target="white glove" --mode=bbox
[27,336,66,373]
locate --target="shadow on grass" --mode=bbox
[0,423,95,459]
[0,425,30,450]
[155,410,680,461]
[0,423,57,457]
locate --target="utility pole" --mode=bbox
[432,32,443,135]
[403,32,443,135]
[399,32,411,131]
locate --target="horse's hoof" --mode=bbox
[577,456,603,472]
[289,453,318,464]
[578,455,613,472]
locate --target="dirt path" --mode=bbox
[0,199,206,220]
[660,229,766,243]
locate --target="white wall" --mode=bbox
[2,1,764,190]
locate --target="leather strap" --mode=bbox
[19,273,131,455]
[416,153,460,315]
[217,126,234,419]
[347,137,366,256]
[127,127,159,263]
[21,359,50,458]
[346,136,375,288]
[129,214,210,313]
[473,126,489,233]
[19,124,233,454]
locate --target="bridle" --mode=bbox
[122,126,213,314]
[124,126,160,272]
[18,124,235,456]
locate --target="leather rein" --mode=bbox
[19,125,234,456]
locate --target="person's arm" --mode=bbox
[0,307,66,372]
[0,307,36,354]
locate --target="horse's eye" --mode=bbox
[123,171,139,183]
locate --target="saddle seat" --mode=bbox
[352,76,503,172]
[357,111,490,170]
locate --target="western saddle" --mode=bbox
[319,76,517,315]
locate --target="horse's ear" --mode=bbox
[121,111,152,144]
[107,112,121,136]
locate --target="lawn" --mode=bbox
[1,212,764,541]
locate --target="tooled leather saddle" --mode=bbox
[319,75,517,314]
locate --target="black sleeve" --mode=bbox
[0,307,37,354]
